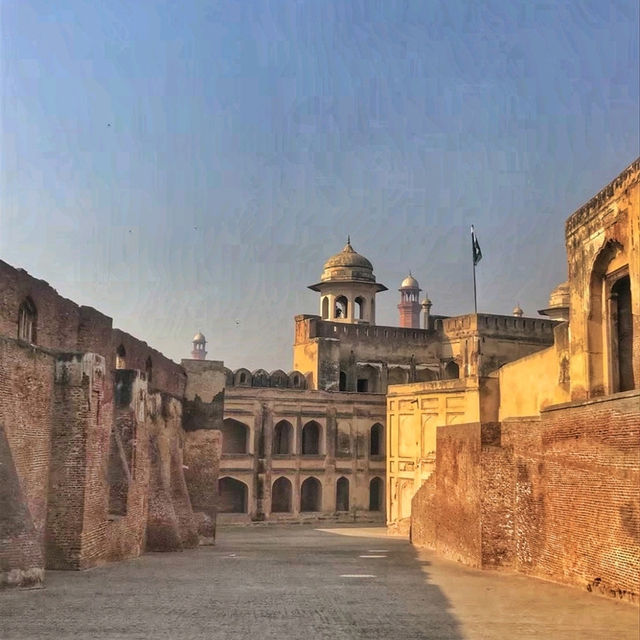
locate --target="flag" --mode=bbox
[471,225,482,266]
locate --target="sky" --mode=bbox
[1,0,638,371]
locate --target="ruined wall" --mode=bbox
[0,337,55,586]
[181,359,224,541]
[0,260,214,587]
[45,353,108,570]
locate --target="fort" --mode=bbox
[1,160,638,609]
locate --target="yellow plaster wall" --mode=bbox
[498,346,570,420]
[385,377,499,531]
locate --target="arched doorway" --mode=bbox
[302,421,320,454]
[218,477,248,513]
[336,477,349,512]
[273,420,293,455]
[300,477,322,512]
[369,477,383,511]
[444,361,459,379]
[271,477,292,513]
[610,274,634,392]
[221,418,249,454]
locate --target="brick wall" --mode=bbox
[409,474,436,548]
[410,393,639,602]
[0,338,55,554]
[503,392,639,600]
[432,423,483,567]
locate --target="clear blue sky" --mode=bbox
[1,0,638,370]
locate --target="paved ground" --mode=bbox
[1,525,638,640]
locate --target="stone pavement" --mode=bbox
[1,525,637,640]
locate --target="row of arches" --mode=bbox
[224,368,307,389]
[322,295,373,322]
[221,418,384,456]
[339,361,460,392]
[218,476,384,514]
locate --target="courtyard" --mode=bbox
[1,525,637,640]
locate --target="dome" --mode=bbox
[512,304,524,317]
[400,273,420,289]
[538,281,570,321]
[548,281,570,309]
[308,238,387,292]
[192,331,206,343]
[421,297,432,307]
[323,239,373,272]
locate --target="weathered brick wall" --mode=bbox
[410,396,639,602]
[184,429,222,543]
[0,424,45,587]
[0,260,185,398]
[480,444,515,568]
[0,338,55,558]
[433,423,483,568]
[45,353,107,570]
[409,474,436,548]
[146,394,199,551]
[503,392,640,600]
[0,261,80,351]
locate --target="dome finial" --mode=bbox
[347,234,351,245]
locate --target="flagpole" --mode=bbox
[471,225,478,313]
[473,257,477,313]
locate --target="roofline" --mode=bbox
[308,281,388,293]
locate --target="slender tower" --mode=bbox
[397,273,422,328]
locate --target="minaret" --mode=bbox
[421,296,432,330]
[191,331,207,360]
[397,273,421,328]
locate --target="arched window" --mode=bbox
[301,421,320,455]
[369,477,383,511]
[300,477,322,512]
[218,477,248,513]
[336,477,349,512]
[145,357,153,383]
[444,361,459,380]
[321,296,329,319]
[354,296,365,320]
[115,344,126,369]
[273,420,293,455]
[221,418,249,454]
[240,373,246,383]
[370,423,383,456]
[339,371,347,391]
[335,296,348,319]
[17,297,37,343]
[271,477,292,513]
